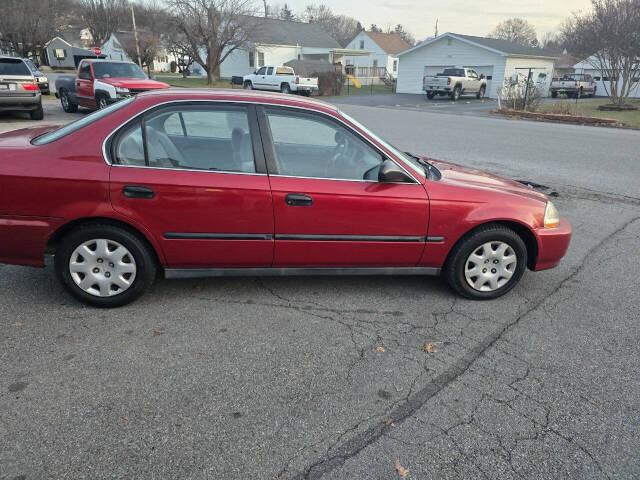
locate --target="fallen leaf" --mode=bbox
[382,417,395,427]
[394,459,409,478]
[152,329,165,338]
[423,342,438,354]
[376,346,387,352]
[14,322,23,327]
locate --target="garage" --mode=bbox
[397,33,557,98]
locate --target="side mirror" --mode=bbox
[378,159,412,183]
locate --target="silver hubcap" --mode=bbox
[61,93,68,108]
[464,241,517,292]
[99,98,107,108]
[69,239,136,297]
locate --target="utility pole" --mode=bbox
[263,0,268,17]
[131,5,142,68]
[434,19,439,38]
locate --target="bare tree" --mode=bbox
[539,31,564,51]
[302,5,361,46]
[167,0,260,85]
[0,0,72,59]
[76,0,128,46]
[393,24,416,46]
[164,24,195,77]
[123,31,160,74]
[489,18,538,47]
[563,0,640,105]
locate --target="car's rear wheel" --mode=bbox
[59,88,78,113]
[280,83,291,94]
[551,90,558,98]
[451,86,461,101]
[444,224,527,299]
[55,224,156,307]
[426,92,436,99]
[29,102,44,120]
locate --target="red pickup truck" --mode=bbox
[55,59,169,112]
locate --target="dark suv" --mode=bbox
[0,56,43,120]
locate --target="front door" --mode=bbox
[76,61,95,107]
[258,106,429,267]
[109,102,274,268]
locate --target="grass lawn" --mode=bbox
[539,98,640,128]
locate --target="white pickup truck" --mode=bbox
[243,66,318,96]
[423,67,487,101]
[550,73,597,98]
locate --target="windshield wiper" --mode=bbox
[405,152,441,181]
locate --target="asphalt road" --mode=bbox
[1,99,639,480]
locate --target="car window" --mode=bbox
[256,67,266,75]
[468,70,477,78]
[265,108,383,181]
[93,62,146,79]
[115,105,256,173]
[266,67,274,75]
[0,58,31,76]
[32,97,136,145]
[79,62,92,80]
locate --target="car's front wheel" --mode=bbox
[444,224,527,299]
[55,224,156,307]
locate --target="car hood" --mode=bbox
[98,78,169,89]
[0,125,60,147]
[426,158,549,204]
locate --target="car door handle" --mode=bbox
[285,193,313,206]
[123,185,155,199]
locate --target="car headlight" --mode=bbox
[37,76,47,83]
[115,87,130,95]
[543,201,560,228]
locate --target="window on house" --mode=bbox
[54,48,66,59]
[359,40,364,49]
[393,60,398,72]
[249,50,255,68]
[257,52,264,67]
[594,76,601,81]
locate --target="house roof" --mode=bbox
[364,32,411,55]
[246,17,340,48]
[399,32,559,59]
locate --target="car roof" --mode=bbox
[0,56,26,61]
[84,59,137,64]
[135,88,340,114]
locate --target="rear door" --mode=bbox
[0,58,37,99]
[258,106,429,267]
[76,61,95,107]
[109,102,274,268]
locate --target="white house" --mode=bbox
[343,31,411,79]
[219,17,341,78]
[396,32,558,98]
[101,33,130,61]
[573,56,640,98]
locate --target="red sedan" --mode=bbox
[0,89,571,307]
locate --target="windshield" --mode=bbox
[0,58,31,76]
[32,97,136,145]
[93,62,146,79]
[340,111,425,178]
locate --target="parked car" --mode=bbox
[243,66,318,96]
[54,59,169,112]
[0,90,571,307]
[550,73,596,98]
[424,67,487,101]
[23,58,49,95]
[0,56,43,120]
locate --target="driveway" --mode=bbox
[1,101,639,479]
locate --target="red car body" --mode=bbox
[0,89,571,304]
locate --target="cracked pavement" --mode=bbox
[1,102,639,479]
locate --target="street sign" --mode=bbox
[93,47,101,56]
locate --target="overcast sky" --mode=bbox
[277,0,591,39]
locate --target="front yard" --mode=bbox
[539,98,640,128]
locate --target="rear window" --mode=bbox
[440,68,465,77]
[0,58,31,76]
[32,97,136,145]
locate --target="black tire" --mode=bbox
[443,224,527,300]
[55,224,157,308]
[450,85,461,101]
[551,90,558,98]
[243,81,253,90]
[426,92,436,99]
[59,88,78,113]
[29,102,44,120]
[299,90,311,97]
[476,86,486,99]
[95,93,109,109]
[280,83,291,94]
